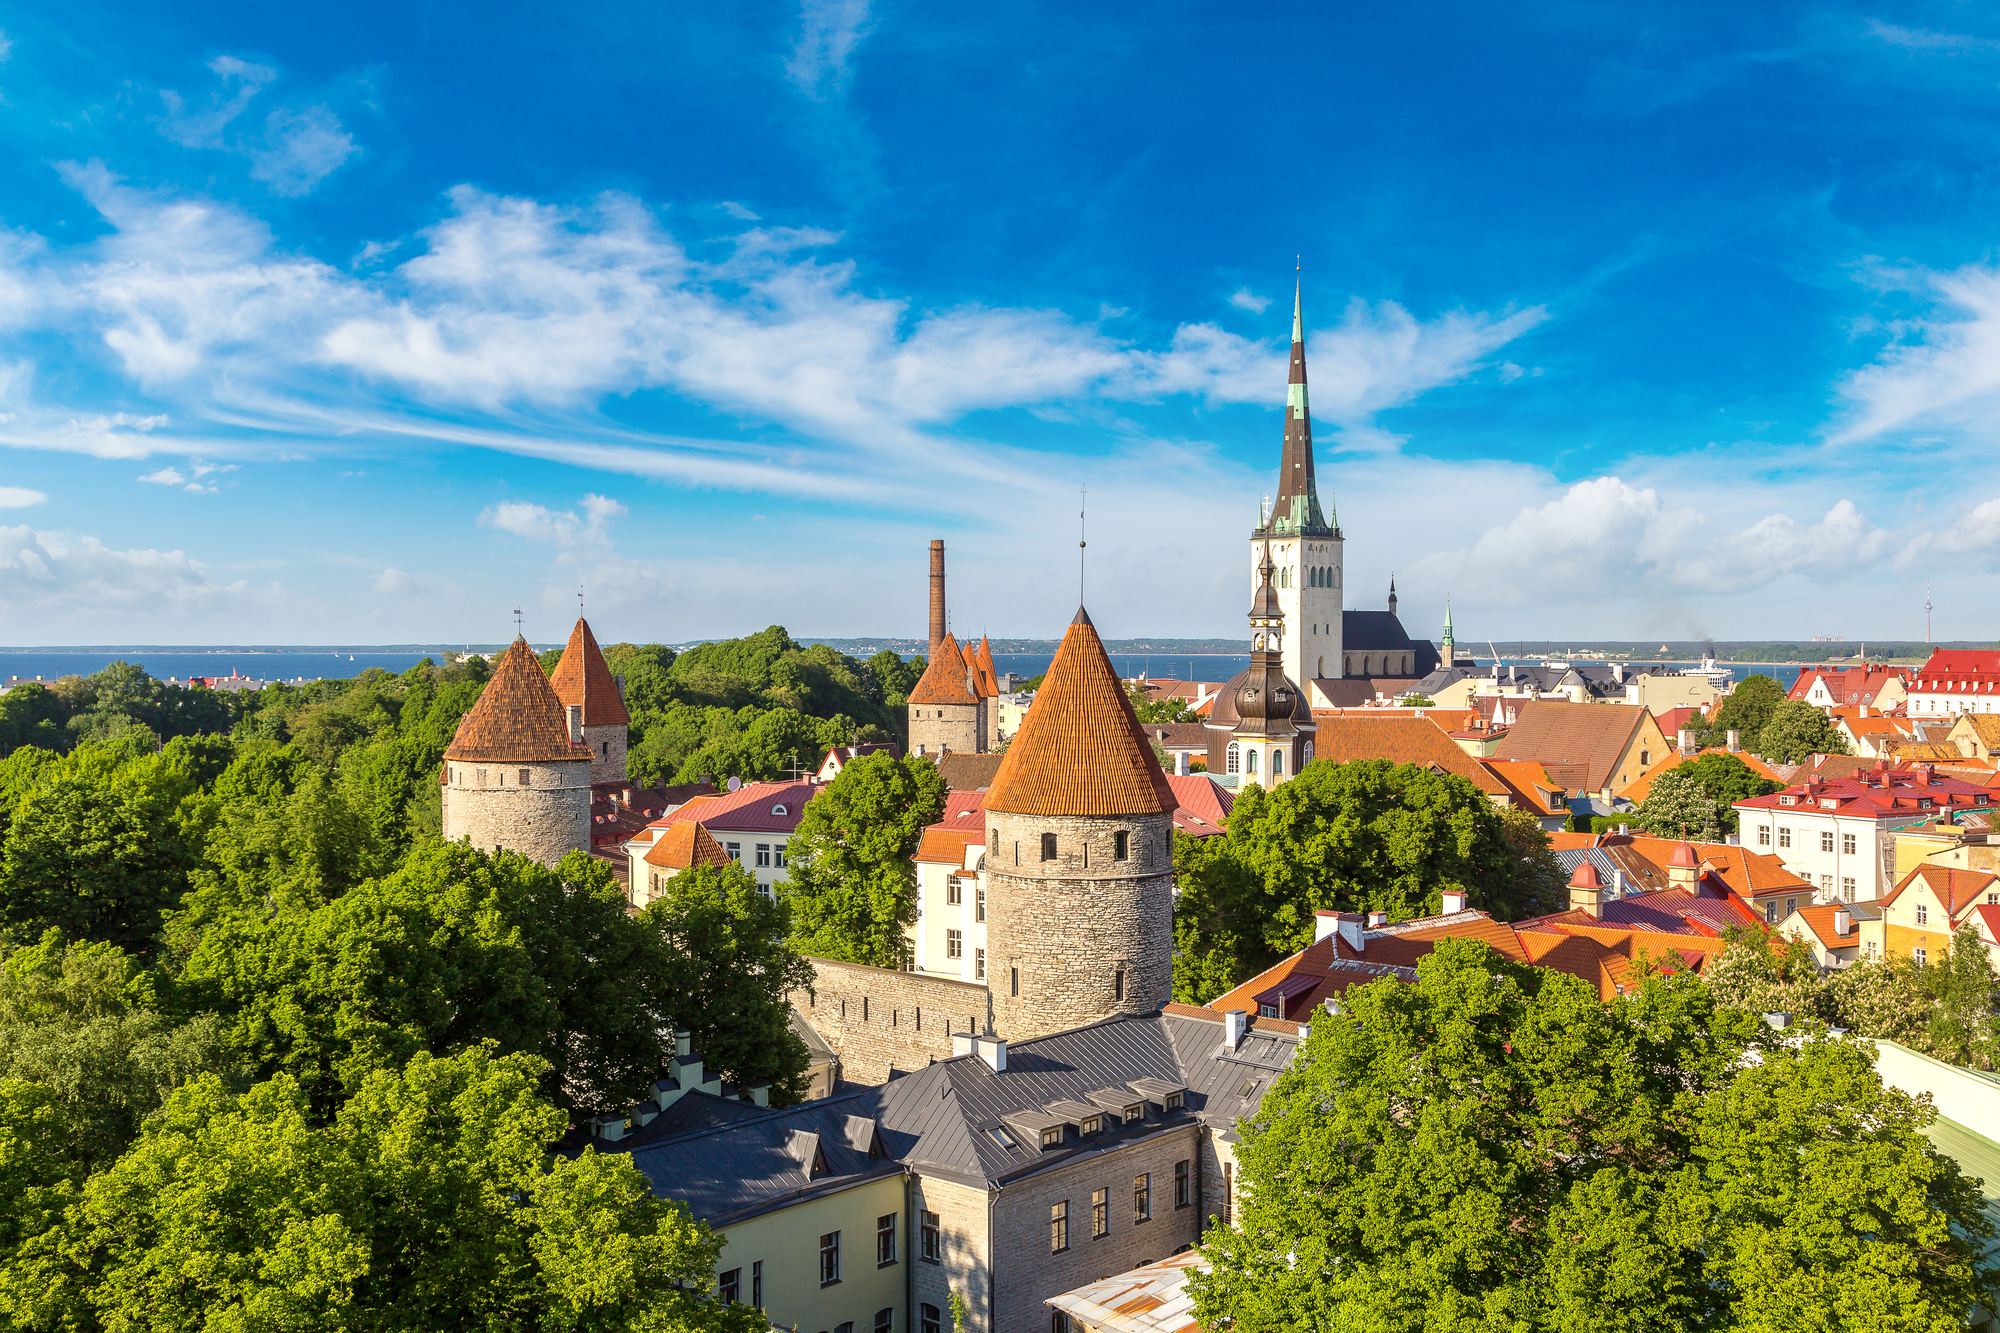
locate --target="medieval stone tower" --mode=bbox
[981,607,1178,1042]
[907,541,995,755]
[1254,280,1345,685]
[441,636,593,866]
[548,617,628,785]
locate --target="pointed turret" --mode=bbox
[1442,598,1456,669]
[550,617,630,784]
[907,632,987,755]
[1388,575,1398,617]
[985,607,1175,817]
[1264,280,1336,537]
[441,636,592,867]
[446,638,589,764]
[909,633,978,707]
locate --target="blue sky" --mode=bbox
[2,1,1998,645]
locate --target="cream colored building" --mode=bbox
[1621,670,1720,712]
[911,806,990,983]
[1776,901,1884,968]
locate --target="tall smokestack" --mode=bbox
[928,540,946,659]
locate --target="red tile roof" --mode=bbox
[1909,650,2000,697]
[1734,767,1996,820]
[909,633,978,706]
[1617,836,1813,898]
[1165,774,1234,838]
[1788,665,1911,706]
[1786,902,1867,951]
[1493,702,1654,793]
[1479,757,1569,813]
[444,638,593,765]
[548,617,630,728]
[1310,715,1507,796]
[985,608,1176,818]
[1208,911,1530,1019]
[643,822,730,870]
[914,814,988,865]
[1881,864,2000,917]
[660,780,820,834]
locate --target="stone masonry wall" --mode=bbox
[792,958,992,1085]
[986,1124,1206,1333]
[984,811,1174,1042]
[911,1174,994,1333]
[909,701,984,757]
[581,722,626,786]
[441,759,591,867]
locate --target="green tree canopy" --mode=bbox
[781,752,947,968]
[1191,939,1996,1332]
[0,1046,763,1333]
[1632,765,1724,843]
[1757,699,1853,764]
[1700,672,1786,752]
[1171,761,1562,1003]
[1673,751,1783,832]
[0,773,194,959]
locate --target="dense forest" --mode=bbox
[0,638,880,1331]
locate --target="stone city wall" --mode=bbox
[984,810,1175,1042]
[441,759,591,867]
[792,958,992,1085]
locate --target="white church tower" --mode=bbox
[1252,281,1345,685]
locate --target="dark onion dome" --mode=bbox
[1205,662,1313,733]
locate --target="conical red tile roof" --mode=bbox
[973,635,1000,697]
[445,638,591,764]
[643,821,729,871]
[909,632,978,706]
[985,608,1175,817]
[549,618,629,727]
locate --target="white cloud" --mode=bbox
[1229,288,1270,314]
[155,58,355,196]
[251,106,357,196]
[138,466,186,485]
[480,492,627,548]
[787,0,874,99]
[1412,477,1892,607]
[372,567,423,595]
[1865,20,2000,53]
[0,29,13,63]
[0,485,44,507]
[1832,263,2000,445]
[720,201,761,221]
[0,523,253,612]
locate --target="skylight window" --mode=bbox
[988,1126,1016,1149]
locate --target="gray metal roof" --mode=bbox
[871,1009,1300,1188]
[622,1093,900,1225]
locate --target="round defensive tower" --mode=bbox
[441,636,593,867]
[982,607,1178,1042]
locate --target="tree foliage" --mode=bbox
[0,1046,763,1333]
[782,753,948,968]
[1633,766,1724,843]
[1757,699,1853,764]
[1699,672,1787,753]
[1171,761,1564,1004]
[1191,939,1996,1332]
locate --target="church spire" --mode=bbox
[1264,276,1335,537]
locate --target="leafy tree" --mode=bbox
[1675,751,1781,832]
[0,933,240,1173]
[1171,761,1551,1002]
[867,649,923,705]
[1130,684,1199,723]
[782,753,947,968]
[1,1047,763,1333]
[648,862,814,1104]
[0,774,194,959]
[1700,671,1785,752]
[173,844,680,1116]
[1633,766,1724,843]
[0,684,67,759]
[1191,939,1996,1332]
[196,764,389,915]
[1757,699,1852,764]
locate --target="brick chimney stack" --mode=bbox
[929,540,946,659]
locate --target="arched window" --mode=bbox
[1280,567,1289,588]
[1226,743,1240,775]
[1317,656,1324,677]
[1040,832,1057,861]
[1303,742,1314,765]
[1272,749,1284,776]
[1244,749,1259,776]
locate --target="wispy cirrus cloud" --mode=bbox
[0,486,44,508]
[156,56,357,196]
[1830,261,2000,446]
[787,0,875,100]
[0,170,1546,501]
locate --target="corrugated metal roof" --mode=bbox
[623,1094,899,1224]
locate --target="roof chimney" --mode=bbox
[1834,906,1851,937]
[1440,889,1468,914]
[1568,859,1605,919]
[1726,729,1741,753]
[1336,913,1366,954]
[1313,911,1341,945]
[929,540,946,660]
[1224,1008,1247,1051]
[567,703,583,745]
[1678,728,1695,755]
[1366,911,1388,928]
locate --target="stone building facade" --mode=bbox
[441,636,594,866]
[983,809,1174,1042]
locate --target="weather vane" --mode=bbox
[512,607,523,638]
[1079,486,1088,605]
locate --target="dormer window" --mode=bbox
[1040,1128,1062,1149]
[1165,1092,1183,1111]
[771,804,788,816]
[1779,794,1797,806]
[1124,1103,1143,1121]
[1081,1115,1101,1136]
[988,1126,1016,1149]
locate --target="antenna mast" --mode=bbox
[1079,486,1088,606]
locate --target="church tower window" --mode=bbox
[1226,743,1240,775]
[1272,750,1284,776]
[1245,750,1259,776]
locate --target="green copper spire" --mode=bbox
[1262,272,1334,537]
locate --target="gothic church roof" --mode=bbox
[444,637,592,764]
[909,632,980,707]
[549,617,630,728]
[985,608,1176,817]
